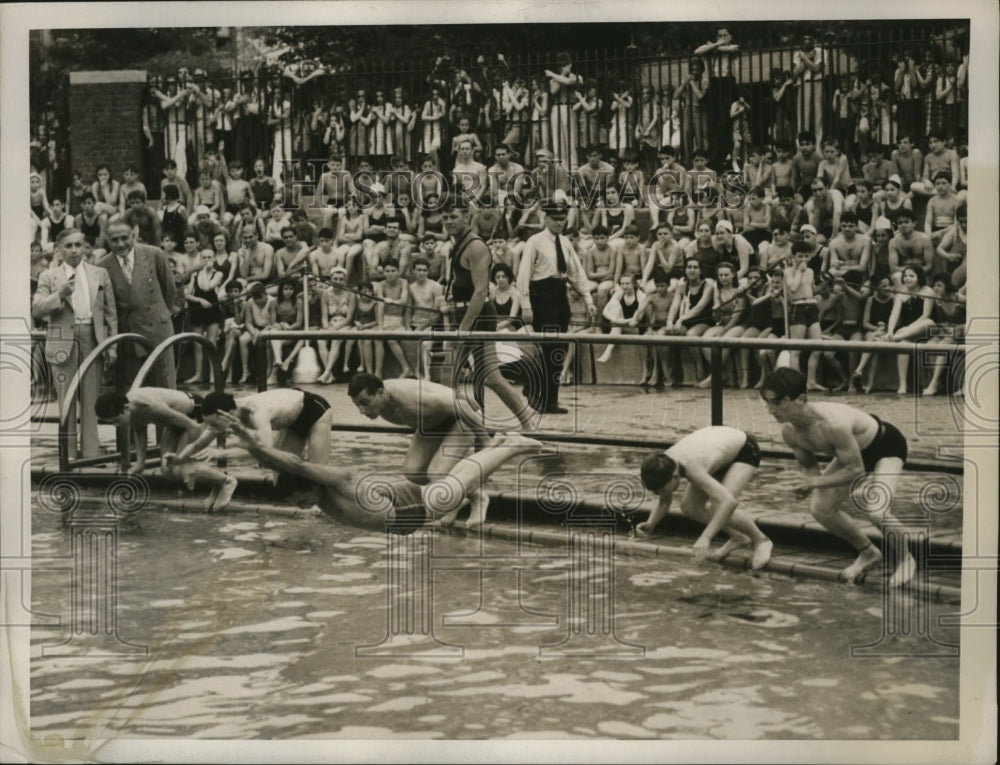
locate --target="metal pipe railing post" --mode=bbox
[255,335,269,392]
[710,346,724,426]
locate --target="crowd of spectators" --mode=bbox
[29,26,970,404]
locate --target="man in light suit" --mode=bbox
[99,220,177,388]
[32,228,118,459]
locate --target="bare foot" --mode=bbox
[435,509,460,528]
[596,352,612,363]
[841,544,882,584]
[889,551,917,588]
[237,375,249,385]
[210,475,237,512]
[807,382,829,393]
[896,387,907,395]
[922,383,938,396]
[183,375,203,385]
[467,490,490,528]
[707,535,749,561]
[696,375,712,389]
[202,487,220,512]
[494,432,544,452]
[750,539,773,570]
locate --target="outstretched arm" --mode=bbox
[637,490,673,536]
[217,412,352,486]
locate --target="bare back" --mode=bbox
[666,426,750,477]
[235,388,310,431]
[380,379,462,429]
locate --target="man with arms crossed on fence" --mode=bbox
[760,367,916,587]
[638,426,773,569]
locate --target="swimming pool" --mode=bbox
[30,499,960,741]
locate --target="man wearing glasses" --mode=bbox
[98,220,177,388]
[760,367,915,587]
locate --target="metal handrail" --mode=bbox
[253,327,970,430]
[253,328,971,356]
[58,333,153,473]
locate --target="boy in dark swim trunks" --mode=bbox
[176,388,333,497]
[637,426,773,569]
[761,367,915,587]
[217,412,543,532]
[95,388,237,512]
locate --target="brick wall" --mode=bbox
[68,70,147,179]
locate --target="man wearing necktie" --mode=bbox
[32,228,118,459]
[99,220,177,389]
[517,199,597,414]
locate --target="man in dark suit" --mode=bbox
[99,220,177,388]
[516,200,597,414]
[32,228,118,458]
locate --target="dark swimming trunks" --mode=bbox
[859,415,908,473]
[187,392,205,423]
[789,301,820,327]
[385,479,428,535]
[287,389,331,438]
[732,433,762,468]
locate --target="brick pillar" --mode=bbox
[68,70,147,179]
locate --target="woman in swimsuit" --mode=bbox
[350,281,379,375]
[184,250,224,384]
[698,262,747,388]
[852,273,896,393]
[601,185,634,247]
[666,257,716,385]
[922,274,966,396]
[270,280,304,379]
[883,265,936,394]
[736,267,771,389]
[596,273,646,368]
[90,165,120,218]
[211,232,238,296]
[489,263,522,332]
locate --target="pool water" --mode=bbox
[30,504,960,741]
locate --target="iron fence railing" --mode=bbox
[138,22,968,196]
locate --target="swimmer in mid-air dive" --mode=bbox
[638,426,774,569]
[216,410,543,532]
[760,367,916,587]
[95,388,237,512]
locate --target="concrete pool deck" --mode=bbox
[29,381,966,600]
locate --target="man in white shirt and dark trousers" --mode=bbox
[517,200,597,414]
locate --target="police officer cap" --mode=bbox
[541,199,569,217]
